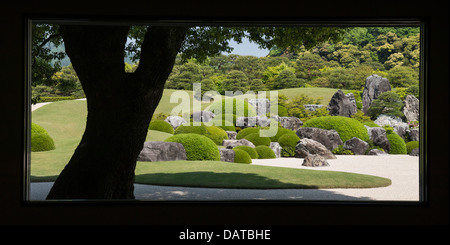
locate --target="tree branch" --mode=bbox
[134,26,188,89]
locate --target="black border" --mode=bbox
[1,1,448,225]
[23,17,426,206]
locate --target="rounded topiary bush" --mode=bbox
[205,125,228,145]
[244,133,271,146]
[236,127,260,140]
[148,120,174,134]
[233,145,259,159]
[278,133,300,157]
[406,141,419,154]
[303,116,369,142]
[165,133,220,161]
[386,133,407,154]
[269,127,296,142]
[31,123,55,152]
[255,145,276,159]
[232,148,252,164]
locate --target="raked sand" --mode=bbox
[29,155,421,202]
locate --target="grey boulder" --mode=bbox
[295,138,336,159]
[296,127,343,151]
[302,154,330,167]
[343,137,369,155]
[138,141,187,162]
[219,148,235,162]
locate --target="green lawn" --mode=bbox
[30,90,392,189]
[135,160,391,189]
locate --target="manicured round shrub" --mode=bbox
[233,145,259,159]
[254,145,276,159]
[232,148,252,164]
[269,127,296,142]
[244,133,271,146]
[164,133,220,161]
[236,127,260,140]
[148,120,174,134]
[31,123,55,152]
[303,116,369,142]
[386,133,407,154]
[205,125,228,145]
[406,141,419,154]
[278,133,300,157]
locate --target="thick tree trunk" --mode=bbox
[46,25,187,199]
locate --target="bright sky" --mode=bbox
[224,37,269,57]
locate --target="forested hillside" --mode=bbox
[34,27,420,102]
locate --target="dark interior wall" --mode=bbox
[0,1,448,225]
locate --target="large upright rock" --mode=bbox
[327,89,357,117]
[362,74,391,115]
[138,141,187,162]
[295,138,336,159]
[402,94,420,122]
[296,127,343,151]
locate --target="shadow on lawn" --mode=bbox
[135,171,319,189]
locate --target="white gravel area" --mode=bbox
[29,155,420,202]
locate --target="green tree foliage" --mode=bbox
[222,70,249,93]
[367,91,405,120]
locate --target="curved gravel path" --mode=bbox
[29,155,420,202]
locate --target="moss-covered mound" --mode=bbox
[232,148,252,164]
[254,145,276,159]
[148,120,174,134]
[233,145,259,159]
[31,123,55,152]
[303,116,369,142]
[165,133,221,161]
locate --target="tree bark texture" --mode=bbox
[46,25,187,199]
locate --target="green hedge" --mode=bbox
[269,127,296,142]
[31,123,55,152]
[232,149,252,164]
[303,116,369,142]
[233,145,259,159]
[236,127,260,140]
[205,126,228,145]
[278,133,300,157]
[39,96,84,102]
[255,145,276,159]
[406,141,419,154]
[165,133,221,161]
[174,124,207,135]
[386,133,407,154]
[244,133,271,146]
[148,120,174,134]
